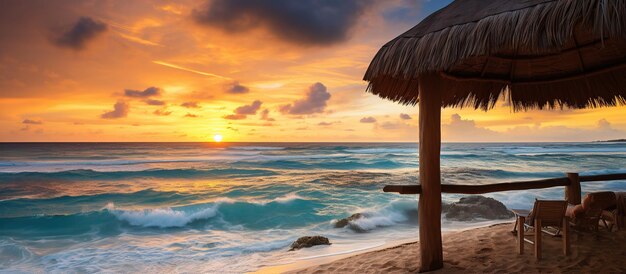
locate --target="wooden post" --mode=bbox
[518,216,525,254]
[535,218,542,260]
[565,173,581,205]
[563,217,570,255]
[418,73,443,272]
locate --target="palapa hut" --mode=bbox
[363,0,626,271]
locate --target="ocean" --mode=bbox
[1,142,625,272]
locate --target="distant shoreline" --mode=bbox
[597,139,626,143]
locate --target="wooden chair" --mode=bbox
[601,209,619,231]
[511,200,569,260]
[602,192,626,231]
[566,191,616,231]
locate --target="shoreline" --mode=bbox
[253,220,512,274]
[257,221,626,273]
[251,236,418,274]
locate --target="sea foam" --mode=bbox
[105,203,218,228]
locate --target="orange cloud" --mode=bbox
[101,101,129,119]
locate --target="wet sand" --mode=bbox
[281,222,626,273]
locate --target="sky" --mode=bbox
[0,0,624,142]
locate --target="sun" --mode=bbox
[213,134,223,142]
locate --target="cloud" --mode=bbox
[373,120,417,138]
[226,81,250,94]
[22,119,42,125]
[53,17,107,50]
[235,100,262,115]
[318,121,338,126]
[442,114,499,141]
[145,99,166,106]
[223,100,262,120]
[184,113,199,118]
[598,119,612,130]
[153,108,172,116]
[400,113,412,120]
[260,108,275,121]
[360,116,377,123]
[101,101,129,119]
[280,82,331,115]
[124,87,161,98]
[381,0,423,25]
[152,61,230,79]
[224,114,246,120]
[192,0,371,45]
[442,114,626,142]
[379,121,404,130]
[181,101,201,108]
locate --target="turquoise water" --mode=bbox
[1,142,625,272]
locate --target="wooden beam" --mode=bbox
[417,73,443,272]
[383,173,626,196]
[563,217,570,256]
[383,177,570,195]
[383,184,421,194]
[565,173,581,205]
[535,219,542,261]
[441,178,570,194]
[580,173,626,182]
[518,216,525,255]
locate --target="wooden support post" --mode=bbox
[563,217,570,255]
[418,73,443,272]
[535,219,542,260]
[518,216,525,254]
[565,173,581,205]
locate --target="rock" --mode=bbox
[443,195,514,221]
[289,236,331,251]
[334,213,363,228]
[334,213,370,232]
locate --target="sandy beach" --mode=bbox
[284,222,626,273]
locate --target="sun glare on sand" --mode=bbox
[213,134,223,142]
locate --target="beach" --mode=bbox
[284,222,626,273]
[2,0,626,272]
[1,142,625,272]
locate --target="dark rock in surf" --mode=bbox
[334,213,363,228]
[334,213,370,232]
[443,195,514,221]
[289,236,331,251]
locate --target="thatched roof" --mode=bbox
[364,0,626,110]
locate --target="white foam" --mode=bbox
[581,168,626,176]
[105,203,218,228]
[243,193,306,205]
[341,199,417,231]
[271,193,303,204]
[241,239,293,253]
[296,242,386,260]
[103,193,307,228]
[0,240,33,267]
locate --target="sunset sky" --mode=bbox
[1,0,625,142]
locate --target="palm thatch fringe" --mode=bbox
[364,0,626,110]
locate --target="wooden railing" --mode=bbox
[383,172,626,205]
[579,173,626,182]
